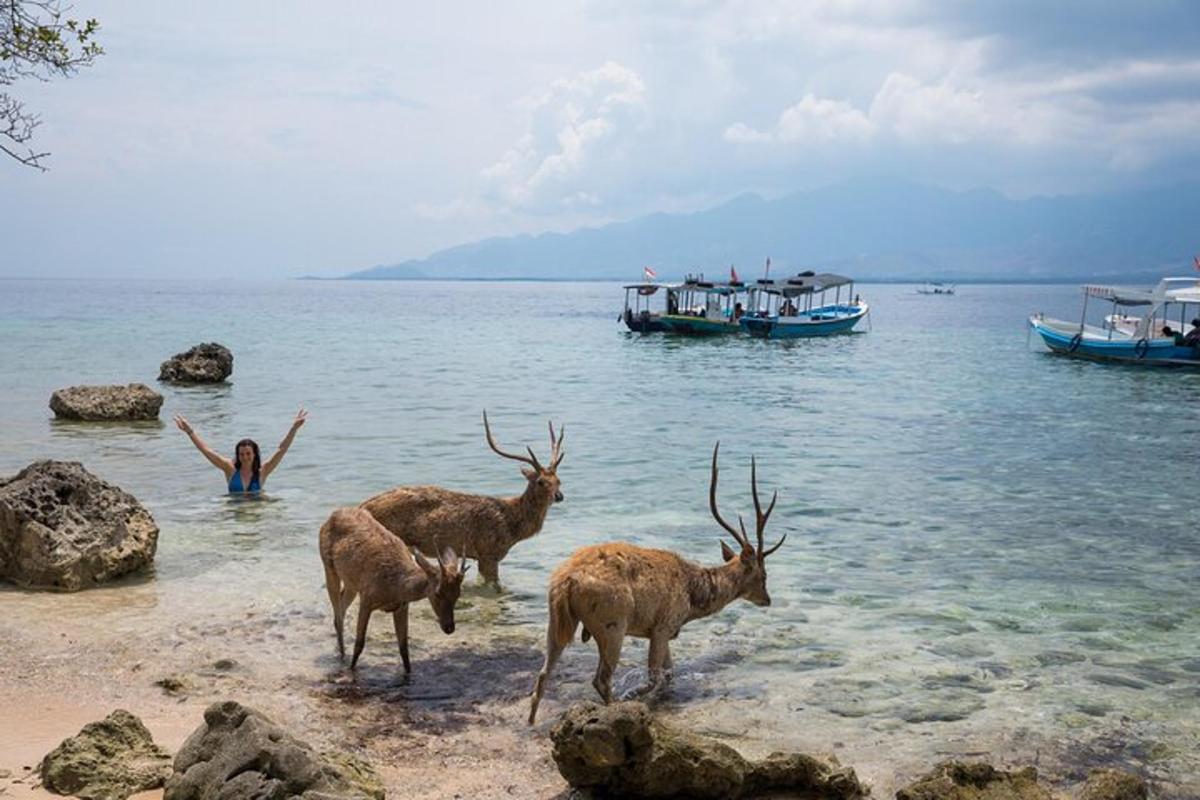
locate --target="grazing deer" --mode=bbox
[319,506,468,672]
[359,411,565,587]
[528,442,785,724]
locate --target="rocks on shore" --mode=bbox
[895,761,1052,800]
[49,384,163,421]
[158,343,233,384]
[39,710,172,800]
[0,461,158,591]
[1079,768,1150,800]
[164,701,384,800]
[550,701,866,799]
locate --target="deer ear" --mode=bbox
[720,541,737,562]
[521,467,537,481]
[440,544,458,569]
[412,550,439,581]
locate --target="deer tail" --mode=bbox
[548,577,579,648]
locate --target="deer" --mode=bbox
[359,411,564,588]
[319,506,468,672]
[527,442,786,724]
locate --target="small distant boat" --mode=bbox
[739,272,868,339]
[620,282,673,332]
[1029,277,1200,366]
[658,277,748,335]
[917,282,955,295]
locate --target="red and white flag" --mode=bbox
[643,266,657,281]
[730,264,740,283]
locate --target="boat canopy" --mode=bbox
[1084,278,1200,307]
[680,280,745,295]
[622,282,677,293]
[1083,285,1156,306]
[755,272,854,297]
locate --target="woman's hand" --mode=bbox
[291,408,308,430]
[174,414,194,435]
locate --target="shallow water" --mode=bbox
[1,279,1197,793]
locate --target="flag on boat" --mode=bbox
[643,266,657,281]
[730,264,740,283]
[1194,255,1200,271]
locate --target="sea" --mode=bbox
[1,279,1197,794]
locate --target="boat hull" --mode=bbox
[659,314,741,335]
[740,304,868,339]
[622,310,668,332]
[1029,317,1200,367]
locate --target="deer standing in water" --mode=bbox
[360,411,564,588]
[528,442,786,723]
[319,506,468,671]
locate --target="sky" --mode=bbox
[3,1,1199,279]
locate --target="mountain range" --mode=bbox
[345,178,1199,283]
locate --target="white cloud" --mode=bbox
[725,93,872,144]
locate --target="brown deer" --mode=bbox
[359,411,564,587]
[527,442,785,723]
[319,506,468,672]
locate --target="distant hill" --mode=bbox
[345,178,1200,282]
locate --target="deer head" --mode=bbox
[483,410,565,504]
[709,442,786,606]
[413,545,469,634]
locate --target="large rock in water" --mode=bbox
[1079,768,1149,800]
[895,761,1053,800]
[164,701,384,800]
[0,461,158,591]
[158,342,233,384]
[49,384,164,421]
[39,710,173,800]
[550,701,866,799]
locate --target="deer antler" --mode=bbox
[751,455,786,560]
[710,442,751,551]
[483,410,543,470]
[549,421,566,470]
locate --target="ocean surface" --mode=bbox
[1,279,1198,792]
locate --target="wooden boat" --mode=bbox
[658,278,748,335]
[739,272,868,339]
[620,282,673,332]
[1029,277,1200,366]
[917,282,955,295]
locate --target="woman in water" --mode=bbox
[174,409,308,494]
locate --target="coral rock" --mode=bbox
[158,343,233,384]
[49,384,163,421]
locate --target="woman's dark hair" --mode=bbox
[233,439,262,485]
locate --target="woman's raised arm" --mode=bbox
[261,408,307,481]
[174,415,234,477]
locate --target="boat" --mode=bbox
[739,272,869,338]
[1028,277,1200,366]
[657,277,748,335]
[917,282,955,295]
[620,282,674,332]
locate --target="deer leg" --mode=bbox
[478,558,500,588]
[631,633,671,698]
[392,604,411,674]
[592,624,626,704]
[335,585,358,662]
[323,564,345,658]
[529,623,571,724]
[350,602,371,669]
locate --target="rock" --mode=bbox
[39,709,172,800]
[0,461,158,591]
[154,675,190,695]
[895,761,1052,800]
[158,343,233,384]
[49,384,163,421]
[164,701,384,800]
[550,701,866,799]
[212,659,237,671]
[1079,769,1149,800]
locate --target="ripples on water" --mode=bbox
[1,279,1197,789]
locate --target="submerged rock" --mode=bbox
[550,701,866,799]
[49,384,163,421]
[1079,768,1149,800]
[158,343,233,384]
[165,701,384,800]
[39,709,172,800]
[895,761,1052,800]
[0,461,158,591]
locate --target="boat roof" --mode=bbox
[754,272,854,296]
[622,282,679,291]
[1084,277,1200,306]
[678,279,747,295]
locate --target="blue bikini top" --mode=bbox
[228,470,261,493]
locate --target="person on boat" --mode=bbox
[1162,325,1182,344]
[780,299,796,316]
[733,302,745,321]
[1183,319,1200,347]
[174,409,307,494]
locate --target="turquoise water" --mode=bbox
[1,279,1197,792]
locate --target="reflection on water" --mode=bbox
[1,279,1198,796]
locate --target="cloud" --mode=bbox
[480,61,647,214]
[725,93,872,144]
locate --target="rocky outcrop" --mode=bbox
[550,701,866,799]
[158,343,233,384]
[1079,769,1149,800]
[895,761,1052,800]
[0,461,158,591]
[49,384,163,421]
[39,710,172,800]
[164,701,384,800]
